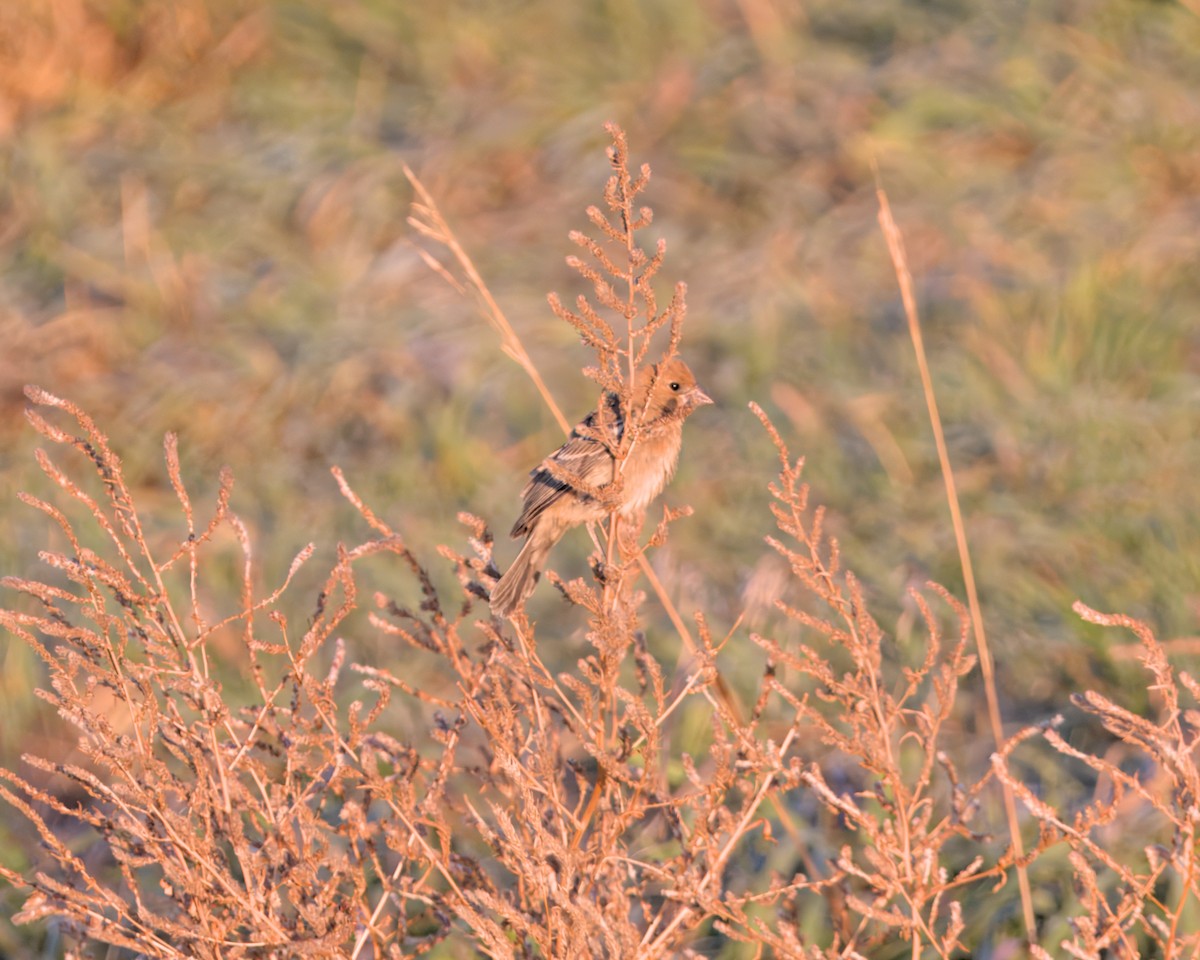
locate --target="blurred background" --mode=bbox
[2,0,1199,953]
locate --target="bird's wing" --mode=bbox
[510,427,615,538]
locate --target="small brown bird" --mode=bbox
[491,358,712,617]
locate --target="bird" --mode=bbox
[490,357,712,617]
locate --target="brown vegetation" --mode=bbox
[2,126,1197,959]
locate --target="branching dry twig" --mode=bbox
[2,126,1190,960]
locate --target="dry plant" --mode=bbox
[3,122,1195,960]
[996,603,1200,959]
[0,386,468,958]
[874,171,1036,937]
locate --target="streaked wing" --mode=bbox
[510,420,615,538]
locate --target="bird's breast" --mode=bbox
[618,429,683,516]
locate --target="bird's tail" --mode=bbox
[491,530,556,617]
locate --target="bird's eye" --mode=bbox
[669,382,680,391]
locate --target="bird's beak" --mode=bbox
[691,386,714,407]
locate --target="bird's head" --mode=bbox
[637,358,713,421]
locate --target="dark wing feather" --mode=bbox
[510,406,621,538]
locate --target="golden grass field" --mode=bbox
[2,1,1200,956]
